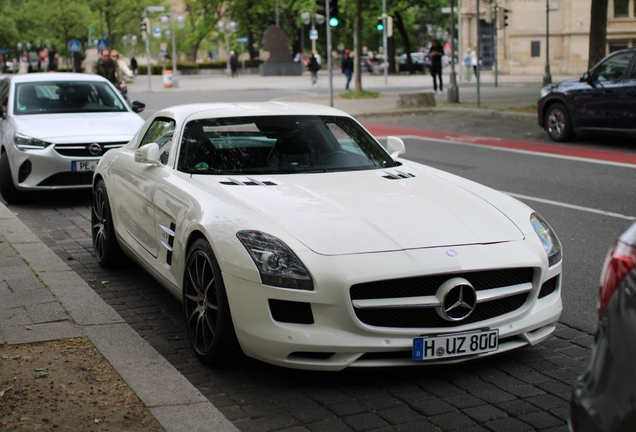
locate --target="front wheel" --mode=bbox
[545,103,574,142]
[0,151,24,204]
[92,179,124,267]
[183,238,241,366]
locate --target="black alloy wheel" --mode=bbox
[183,238,240,366]
[545,103,574,142]
[0,151,24,204]
[92,179,124,267]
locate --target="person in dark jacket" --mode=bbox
[229,50,239,77]
[428,39,444,93]
[307,53,320,86]
[341,49,354,90]
[96,49,125,91]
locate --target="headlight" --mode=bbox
[530,213,562,266]
[13,132,51,150]
[540,85,552,99]
[237,230,314,290]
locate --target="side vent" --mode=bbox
[220,177,278,186]
[159,222,176,266]
[382,170,416,180]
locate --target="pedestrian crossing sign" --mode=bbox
[68,40,81,53]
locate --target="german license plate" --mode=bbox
[71,160,98,172]
[413,329,499,361]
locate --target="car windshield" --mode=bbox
[177,115,398,175]
[13,81,127,115]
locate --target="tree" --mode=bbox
[184,0,224,61]
[588,0,608,68]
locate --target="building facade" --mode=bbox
[458,0,636,75]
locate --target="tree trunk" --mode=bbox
[190,42,200,62]
[354,0,362,92]
[394,11,413,73]
[388,36,396,73]
[588,0,608,69]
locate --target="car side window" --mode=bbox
[0,80,9,113]
[591,53,634,82]
[139,118,175,165]
[629,60,636,80]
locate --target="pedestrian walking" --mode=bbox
[463,48,472,81]
[341,49,354,90]
[96,49,125,91]
[428,39,444,93]
[111,50,135,80]
[229,50,239,77]
[307,53,321,86]
[130,56,138,75]
[470,48,478,79]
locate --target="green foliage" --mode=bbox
[339,90,380,99]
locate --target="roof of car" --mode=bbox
[155,102,354,123]
[6,73,111,84]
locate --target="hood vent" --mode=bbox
[219,177,278,186]
[382,170,416,180]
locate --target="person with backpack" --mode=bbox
[307,52,321,86]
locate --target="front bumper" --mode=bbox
[224,239,562,370]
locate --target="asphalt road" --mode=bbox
[4,87,635,431]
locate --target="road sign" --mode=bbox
[146,5,165,12]
[309,29,318,41]
[153,27,161,38]
[237,37,248,43]
[96,39,108,51]
[68,40,81,53]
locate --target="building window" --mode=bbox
[614,0,630,17]
[531,41,541,57]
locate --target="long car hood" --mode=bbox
[194,168,525,255]
[13,112,144,142]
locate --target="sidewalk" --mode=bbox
[0,204,237,431]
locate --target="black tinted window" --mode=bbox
[591,53,634,81]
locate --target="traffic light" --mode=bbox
[316,0,326,16]
[498,8,510,29]
[376,17,384,31]
[329,0,339,27]
[386,16,393,37]
[140,20,148,40]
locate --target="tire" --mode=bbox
[91,179,125,268]
[0,151,24,204]
[545,103,574,142]
[183,238,241,366]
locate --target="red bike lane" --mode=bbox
[362,122,636,166]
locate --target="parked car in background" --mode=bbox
[538,47,636,142]
[398,52,431,73]
[92,102,563,370]
[570,221,636,432]
[0,73,145,203]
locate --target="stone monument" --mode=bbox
[259,25,303,76]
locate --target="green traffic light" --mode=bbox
[329,17,339,27]
[377,24,384,31]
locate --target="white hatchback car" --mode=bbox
[92,102,563,370]
[0,73,145,203]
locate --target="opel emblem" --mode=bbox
[88,143,102,156]
[436,278,477,321]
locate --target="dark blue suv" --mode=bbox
[538,48,636,142]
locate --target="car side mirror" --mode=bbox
[134,143,162,166]
[0,106,5,120]
[386,136,405,160]
[131,100,145,113]
[580,72,590,83]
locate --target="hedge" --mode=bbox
[137,59,264,75]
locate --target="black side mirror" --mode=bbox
[131,101,145,113]
[0,105,5,120]
[580,72,590,83]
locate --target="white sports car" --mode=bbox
[0,73,145,203]
[92,102,563,371]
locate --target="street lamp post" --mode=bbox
[218,20,237,76]
[543,0,552,85]
[122,34,138,59]
[17,42,31,74]
[447,0,459,102]
[143,5,166,90]
[161,13,186,87]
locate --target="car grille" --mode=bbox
[538,276,558,298]
[350,268,535,329]
[54,142,127,157]
[37,172,94,187]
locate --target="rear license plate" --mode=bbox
[72,160,98,172]
[413,329,499,361]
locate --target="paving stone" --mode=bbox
[463,404,508,422]
[483,416,534,432]
[362,395,403,410]
[1,320,82,344]
[391,420,440,432]
[342,412,389,431]
[570,335,594,349]
[393,388,436,403]
[525,394,571,411]
[25,302,68,323]
[493,399,542,417]
[0,307,32,326]
[517,411,564,429]
[501,384,546,398]
[429,411,476,430]
[291,406,336,423]
[545,354,586,368]
[550,406,571,423]
[469,387,516,404]
[376,405,423,425]
[541,337,574,350]
[444,393,486,409]
[310,389,354,405]
[410,398,456,416]
[307,419,353,432]
[559,346,592,359]
[254,413,300,431]
[535,381,577,398]
[218,405,249,421]
[327,400,370,416]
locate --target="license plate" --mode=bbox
[72,160,98,172]
[413,329,499,361]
